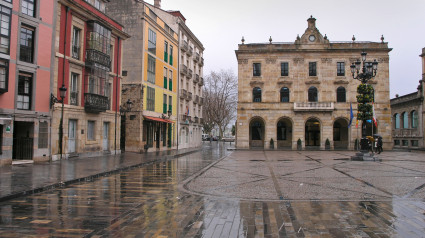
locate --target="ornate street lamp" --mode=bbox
[350,52,378,152]
[57,85,67,160]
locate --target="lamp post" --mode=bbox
[350,52,378,151]
[58,85,67,160]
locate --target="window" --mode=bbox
[309,62,317,76]
[411,111,418,128]
[163,94,167,113]
[147,86,155,111]
[19,25,35,63]
[253,63,261,76]
[308,86,318,102]
[104,82,111,109]
[253,87,261,102]
[394,140,400,146]
[17,73,32,110]
[336,87,346,102]
[164,41,168,62]
[281,62,289,76]
[402,112,408,128]
[22,0,35,17]
[337,62,345,76]
[86,22,111,57]
[169,45,173,65]
[169,69,173,91]
[394,113,400,129]
[163,67,167,89]
[70,73,79,106]
[402,140,408,146]
[168,95,172,113]
[148,29,156,54]
[149,8,157,22]
[412,140,418,146]
[0,6,11,54]
[148,55,155,84]
[38,121,48,148]
[85,64,108,96]
[280,87,289,102]
[0,59,9,93]
[87,121,95,141]
[72,27,81,59]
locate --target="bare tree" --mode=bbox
[202,69,238,139]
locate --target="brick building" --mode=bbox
[51,0,129,160]
[235,16,392,150]
[0,0,56,165]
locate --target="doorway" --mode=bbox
[305,118,320,147]
[103,122,109,151]
[68,119,77,154]
[12,121,34,160]
[333,119,348,149]
[249,118,264,148]
[277,118,292,149]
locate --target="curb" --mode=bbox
[0,148,200,203]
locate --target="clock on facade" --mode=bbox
[309,35,316,42]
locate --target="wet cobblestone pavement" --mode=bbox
[0,144,425,237]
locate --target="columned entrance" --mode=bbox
[277,118,292,149]
[305,118,320,147]
[333,118,348,149]
[249,118,264,148]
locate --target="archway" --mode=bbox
[276,118,292,149]
[333,118,349,149]
[249,118,265,148]
[305,118,320,147]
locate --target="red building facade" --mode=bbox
[51,0,129,160]
[0,0,56,165]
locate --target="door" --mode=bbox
[103,122,109,151]
[68,120,77,153]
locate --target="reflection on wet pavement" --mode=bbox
[0,144,424,237]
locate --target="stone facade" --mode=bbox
[391,48,425,150]
[235,16,392,151]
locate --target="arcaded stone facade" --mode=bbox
[235,17,392,150]
[391,48,425,150]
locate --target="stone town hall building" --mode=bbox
[235,16,392,150]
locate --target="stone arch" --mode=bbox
[249,116,265,148]
[333,117,349,149]
[305,117,321,147]
[276,116,293,149]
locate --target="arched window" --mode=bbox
[402,112,408,128]
[336,87,346,102]
[394,113,400,129]
[280,87,290,102]
[308,86,318,102]
[253,87,261,102]
[411,110,418,128]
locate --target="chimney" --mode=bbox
[307,15,316,29]
[154,0,161,8]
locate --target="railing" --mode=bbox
[199,77,204,86]
[393,129,421,138]
[180,114,187,122]
[84,93,109,113]
[180,64,187,75]
[187,46,193,56]
[199,97,204,105]
[181,41,188,52]
[179,89,187,99]
[188,69,193,79]
[194,74,199,83]
[194,95,199,104]
[200,57,204,66]
[294,102,334,111]
[187,92,193,101]
[12,138,33,160]
[194,53,200,62]
[86,49,111,68]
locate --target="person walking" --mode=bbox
[377,136,383,154]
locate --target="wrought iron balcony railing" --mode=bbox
[84,93,109,113]
[194,53,200,62]
[181,41,188,52]
[187,69,193,79]
[187,92,193,101]
[293,102,334,111]
[187,46,193,56]
[180,64,187,75]
[193,74,199,83]
[179,89,187,99]
[86,49,111,68]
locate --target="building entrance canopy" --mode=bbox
[144,116,174,124]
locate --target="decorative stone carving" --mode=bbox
[321,58,332,63]
[238,59,248,64]
[293,58,304,63]
[266,58,276,64]
[334,80,349,85]
[378,57,389,63]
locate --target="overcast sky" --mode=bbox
[149,0,425,98]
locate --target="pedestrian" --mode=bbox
[377,137,383,154]
[367,136,375,155]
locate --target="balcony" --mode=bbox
[199,97,204,106]
[84,93,109,113]
[294,102,334,112]
[180,64,187,76]
[200,118,204,124]
[181,41,188,52]
[187,92,193,101]
[187,46,193,56]
[393,129,420,138]
[194,95,199,104]
[85,49,111,69]
[179,89,187,99]
[193,74,199,83]
[187,69,193,79]
[194,117,199,124]
[180,114,187,122]
[199,77,204,86]
[200,57,204,66]
[194,53,200,62]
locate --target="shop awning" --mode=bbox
[144,116,174,124]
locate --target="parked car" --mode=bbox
[222,136,235,142]
[202,134,210,141]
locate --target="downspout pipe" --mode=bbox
[114,37,120,155]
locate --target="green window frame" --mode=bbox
[163,67,167,89]
[147,55,155,84]
[163,94,167,113]
[164,41,168,63]
[169,45,173,66]
[169,69,173,91]
[147,86,155,111]
[168,95,172,113]
[148,28,156,54]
